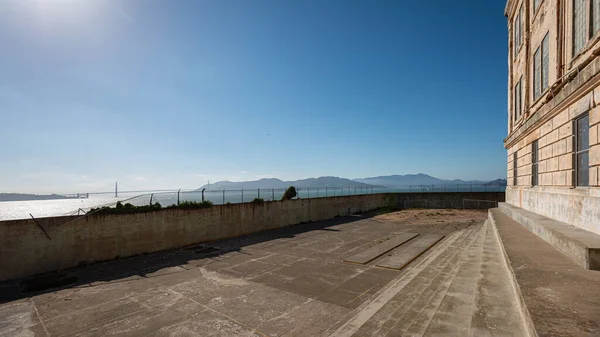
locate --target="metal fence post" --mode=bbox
[223,190,225,204]
[326,187,328,197]
[258,188,260,199]
[241,189,244,203]
[177,189,181,205]
[317,188,320,198]
[150,194,153,205]
[272,189,274,201]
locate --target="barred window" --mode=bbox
[574,0,587,54]
[575,114,590,186]
[513,153,518,186]
[534,33,549,101]
[542,34,549,92]
[514,6,522,57]
[532,141,539,186]
[593,0,600,35]
[514,78,522,121]
[534,47,541,99]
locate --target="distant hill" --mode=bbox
[198,176,378,190]
[353,174,488,187]
[484,178,507,186]
[0,193,75,202]
[198,174,505,190]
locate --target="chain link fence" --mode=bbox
[120,184,506,208]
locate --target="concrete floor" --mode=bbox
[0,209,529,337]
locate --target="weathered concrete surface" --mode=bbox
[0,192,505,282]
[344,233,419,265]
[375,234,444,270]
[490,208,600,336]
[499,202,600,270]
[0,209,530,336]
[506,186,600,236]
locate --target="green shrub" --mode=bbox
[251,198,265,204]
[170,200,213,210]
[89,202,162,215]
[281,186,297,201]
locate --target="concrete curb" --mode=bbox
[498,202,600,270]
[487,209,538,337]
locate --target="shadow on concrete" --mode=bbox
[0,215,369,304]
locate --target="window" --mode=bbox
[513,152,518,186]
[574,0,587,54]
[534,0,541,11]
[514,77,522,121]
[534,33,550,100]
[532,141,539,186]
[594,0,600,35]
[514,6,523,57]
[575,114,590,186]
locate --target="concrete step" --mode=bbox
[467,217,531,337]
[375,234,444,271]
[415,220,487,336]
[499,202,600,270]
[394,224,487,337]
[344,224,482,336]
[400,218,530,337]
[490,208,600,336]
[343,232,419,265]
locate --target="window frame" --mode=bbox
[513,152,518,186]
[514,77,523,121]
[574,0,587,56]
[574,113,590,187]
[514,5,523,58]
[532,140,539,186]
[533,33,550,101]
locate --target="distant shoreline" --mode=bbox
[0,193,78,202]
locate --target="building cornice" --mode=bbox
[505,0,517,18]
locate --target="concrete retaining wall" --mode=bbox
[0,192,504,282]
[506,186,600,235]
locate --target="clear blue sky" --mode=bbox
[0,0,508,193]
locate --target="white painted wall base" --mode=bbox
[506,186,600,235]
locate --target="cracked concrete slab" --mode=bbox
[0,209,532,337]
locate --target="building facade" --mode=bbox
[505,0,600,235]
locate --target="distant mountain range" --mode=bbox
[352,174,505,188]
[198,177,378,190]
[198,174,506,190]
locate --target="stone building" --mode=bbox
[505,0,600,235]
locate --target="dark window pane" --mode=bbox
[513,153,518,186]
[594,0,600,35]
[577,152,589,186]
[534,48,541,99]
[542,34,549,91]
[532,141,538,163]
[577,114,590,151]
[574,0,587,54]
